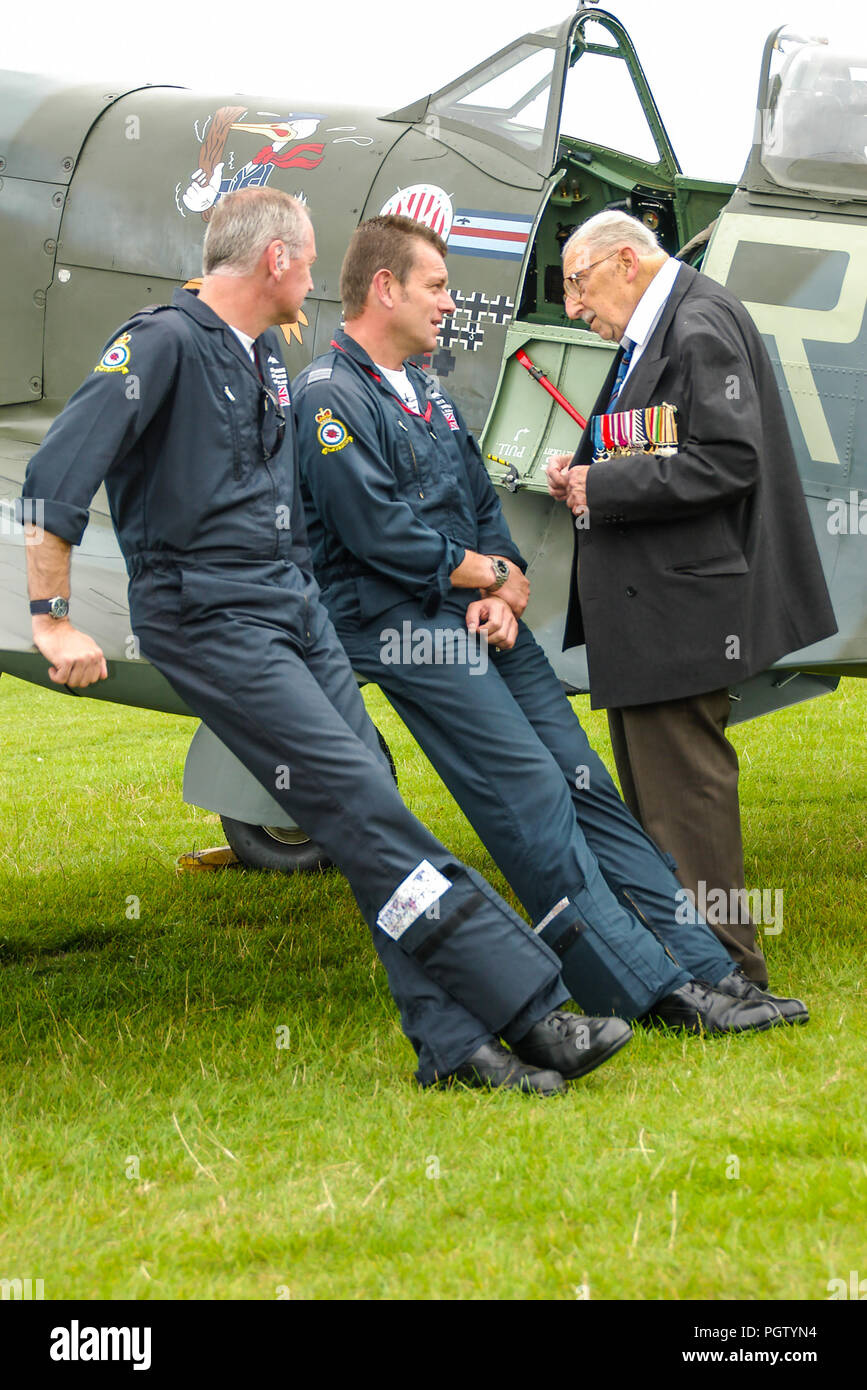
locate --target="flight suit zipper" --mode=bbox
[621,888,679,965]
[224,386,242,481]
[396,417,424,498]
[407,437,425,499]
[263,456,280,559]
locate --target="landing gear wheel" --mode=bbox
[219,727,397,874]
[220,816,331,873]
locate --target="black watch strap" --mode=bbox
[30,596,70,619]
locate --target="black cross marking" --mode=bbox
[437,317,464,350]
[430,347,456,378]
[484,294,515,326]
[436,291,515,353]
[456,323,484,352]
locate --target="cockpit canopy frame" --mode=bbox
[744,24,867,207]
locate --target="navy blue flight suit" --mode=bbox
[20,289,571,1085]
[293,330,742,1018]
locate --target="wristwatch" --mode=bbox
[30,596,70,620]
[487,558,510,591]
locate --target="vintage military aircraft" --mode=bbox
[1,4,865,869]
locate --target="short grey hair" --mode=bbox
[563,210,660,265]
[203,188,311,276]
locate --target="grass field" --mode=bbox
[0,671,864,1302]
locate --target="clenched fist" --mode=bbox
[33,621,108,688]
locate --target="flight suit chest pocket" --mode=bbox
[220,374,263,481]
[393,421,461,519]
[220,385,244,480]
[392,423,427,499]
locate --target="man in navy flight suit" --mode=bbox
[20,187,649,1097]
[292,214,807,1033]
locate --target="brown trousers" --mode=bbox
[607,688,768,985]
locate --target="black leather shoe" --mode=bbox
[446,1040,565,1096]
[513,1011,632,1080]
[646,979,782,1034]
[713,968,809,1024]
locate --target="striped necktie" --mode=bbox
[607,339,634,409]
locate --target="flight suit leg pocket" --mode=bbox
[378,860,560,1033]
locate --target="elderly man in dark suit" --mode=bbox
[547,210,837,986]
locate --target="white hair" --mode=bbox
[563,210,660,265]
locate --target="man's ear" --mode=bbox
[621,246,641,281]
[268,240,286,276]
[371,267,397,309]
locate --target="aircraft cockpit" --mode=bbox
[471,7,734,515]
[405,6,696,335]
[516,7,688,322]
[758,31,867,201]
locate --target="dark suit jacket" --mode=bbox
[563,261,837,708]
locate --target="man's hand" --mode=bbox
[25,527,106,686]
[545,453,573,501]
[565,465,591,517]
[450,551,529,615]
[484,556,529,617]
[32,619,108,688]
[466,597,518,652]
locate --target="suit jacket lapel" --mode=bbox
[610,261,696,412]
[616,351,668,411]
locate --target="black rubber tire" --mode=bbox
[219,727,396,874]
[220,815,332,873]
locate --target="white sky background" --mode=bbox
[4,0,865,182]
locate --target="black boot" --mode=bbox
[514,1011,632,1080]
[444,1040,565,1095]
[713,968,809,1024]
[645,979,783,1034]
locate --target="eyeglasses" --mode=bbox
[563,249,619,300]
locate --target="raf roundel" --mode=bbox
[94,332,133,375]
[315,406,353,455]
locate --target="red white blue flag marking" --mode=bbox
[448,208,534,261]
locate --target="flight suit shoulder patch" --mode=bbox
[93,304,175,374]
[315,406,353,455]
[94,332,133,375]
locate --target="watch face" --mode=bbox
[49,597,70,619]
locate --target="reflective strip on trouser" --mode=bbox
[130,572,564,1080]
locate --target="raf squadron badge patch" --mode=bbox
[316,407,353,455]
[94,333,132,375]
